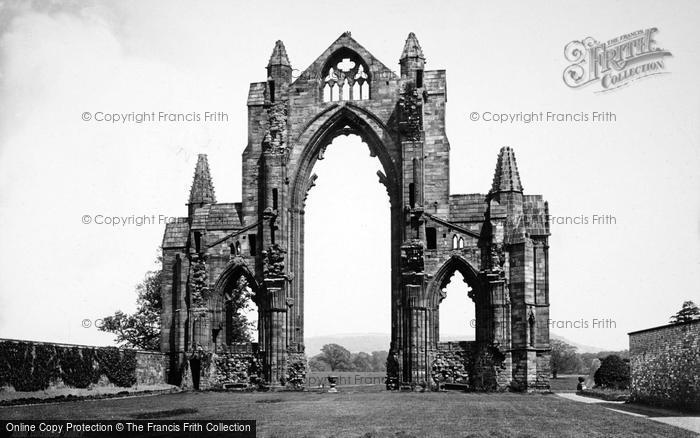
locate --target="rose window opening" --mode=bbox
[322,56,370,102]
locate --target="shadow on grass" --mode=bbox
[131,408,198,419]
[255,398,284,404]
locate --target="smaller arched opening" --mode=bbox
[430,256,483,344]
[321,48,370,102]
[439,271,475,342]
[213,263,260,348]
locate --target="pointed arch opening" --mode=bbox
[288,105,401,356]
[429,256,484,344]
[213,262,260,348]
[304,133,390,350]
[321,48,371,102]
[439,270,475,341]
[290,105,400,209]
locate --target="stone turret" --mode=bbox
[488,147,525,244]
[490,146,523,194]
[267,40,292,102]
[188,154,216,218]
[399,32,425,83]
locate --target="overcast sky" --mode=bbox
[0,0,698,351]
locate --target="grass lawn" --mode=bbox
[548,374,584,392]
[0,389,693,437]
[305,371,386,389]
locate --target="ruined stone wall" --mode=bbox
[432,342,473,388]
[431,342,513,391]
[196,343,263,390]
[629,320,700,411]
[160,33,551,391]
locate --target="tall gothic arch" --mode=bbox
[160,32,552,391]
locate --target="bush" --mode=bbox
[594,355,630,390]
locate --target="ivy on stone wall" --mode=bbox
[209,353,256,387]
[284,354,307,390]
[631,336,700,411]
[95,347,137,388]
[58,347,100,389]
[0,342,57,391]
[0,341,138,392]
[202,350,266,390]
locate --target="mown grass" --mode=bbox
[0,388,693,437]
[305,371,386,389]
[549,374,585,392]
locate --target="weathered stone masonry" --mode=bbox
[629,320,700,411]
[160,32,551,390]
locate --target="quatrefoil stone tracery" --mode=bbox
[322,55,370,102]
[337,58,356,72]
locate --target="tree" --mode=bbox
[99,269,162,350]
[370,351,388,372]
[580,350,628,373]
[352,352,373,372]
[550,339,583,378]
[308,355,329,372]
[670,301,700,324]
[101,251,257,350]
[317,344,353,371]
[224,276,257,343]
[594,355,630,389]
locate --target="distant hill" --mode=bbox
[304,332,612,356]
[550,333,607,354]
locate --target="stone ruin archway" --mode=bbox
[159,32,552,391]
[428,255,484,344]
[283,104,402,359]
[212,259,261,348]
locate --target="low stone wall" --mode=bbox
[135,350,169,386]
[432,342,473,388]
[431,341,514,391]
[628,320,700,411]
[178,343,263,390]
[204,352,262,389]
[0,338,169,394]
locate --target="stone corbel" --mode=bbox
[303,173,318,205]
[376,170,392,200]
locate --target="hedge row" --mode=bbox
[0,341,137,391]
